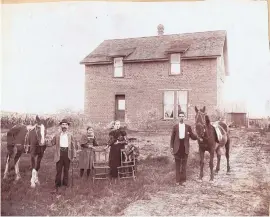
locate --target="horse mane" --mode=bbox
[205,115,211,126]
[26,125,36,131]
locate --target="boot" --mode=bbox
[87,169,91,177]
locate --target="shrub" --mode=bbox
[1,110,90,130]
[209,108,226,122]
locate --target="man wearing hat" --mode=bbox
[50,119,76,190]
[170,111,201,186]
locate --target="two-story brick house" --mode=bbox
[80,26,229,129]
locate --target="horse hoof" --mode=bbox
[3,175,8,180]
[215,170,219,174]
[209,179,214,183]
[226,171,231,175]
[31,183,36,188]
[35,181,40,185]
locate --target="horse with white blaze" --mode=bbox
[3,115,51,188]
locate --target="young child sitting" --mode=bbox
[123,143,139,163]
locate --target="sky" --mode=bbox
[1,0,270,117]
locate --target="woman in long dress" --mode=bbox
[106,121,127,179]
[79,126,98,178]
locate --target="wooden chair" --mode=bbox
[92,148,110,183]
[72,140,80,170]
[117,149,137,181]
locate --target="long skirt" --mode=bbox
[109,143,125,178]
[79,148,94,170]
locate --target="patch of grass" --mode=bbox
[0,129,205,216]
[142,155,170,165]
[1,132,180,216]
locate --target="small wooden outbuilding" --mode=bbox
[225,101,248,127]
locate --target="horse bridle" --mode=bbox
[24,124,44,153]
[195,111,207,140]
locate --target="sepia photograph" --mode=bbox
[1,0,270,216]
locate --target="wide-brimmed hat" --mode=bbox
[87,125,94,130]
[59,119,70,125]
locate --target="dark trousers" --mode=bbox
[174,139,188,183]
[55,148,70,187]
[80,169,91,177]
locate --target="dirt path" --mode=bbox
[123,129,270,215]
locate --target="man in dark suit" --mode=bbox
[50,119,76,192]
[170,111,202,186]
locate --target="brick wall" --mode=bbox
[216,51,226,112]
[84,58,218,130]
[216,55,225,110]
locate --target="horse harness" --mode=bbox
[24,125,44,154]
[195,111,227,143]
[195,110,207,140]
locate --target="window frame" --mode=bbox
[118,99,126,111]
[163,90,189,120]
[113,57,124,78]
[169,53,181,75]
[176,90,188,118]
[163,91,175,120]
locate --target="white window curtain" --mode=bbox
[114,57,123,77]
[164,91,175,119]
[177,91,188,116]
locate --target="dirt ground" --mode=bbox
[123,129,270,216]
[1,127,270,216]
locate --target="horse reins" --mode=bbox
[195,111,207,141]
[24,125,42,154]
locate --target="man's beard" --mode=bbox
[61,127,67,131]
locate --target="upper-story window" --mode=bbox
[114,57,124,77]
[170,53,181,75]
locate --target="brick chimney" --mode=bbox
[157,24,164,36]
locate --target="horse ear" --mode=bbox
[195,106,198,113]
[202,106,206,113]
[36,115,41,123]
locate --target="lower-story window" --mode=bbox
[163,90,188,119]
[164,91,174,119]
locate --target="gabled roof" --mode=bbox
[224,101,247,113]
[80,30,227,65]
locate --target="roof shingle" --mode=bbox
[80,30,227,64]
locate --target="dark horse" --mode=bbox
[3,115,50,188]
[194,106,231,181]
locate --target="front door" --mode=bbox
[115,95,125,121]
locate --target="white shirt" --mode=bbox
[179,123,185,139]
[60,132,68,147]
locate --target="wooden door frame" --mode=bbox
[115,94,126,121]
